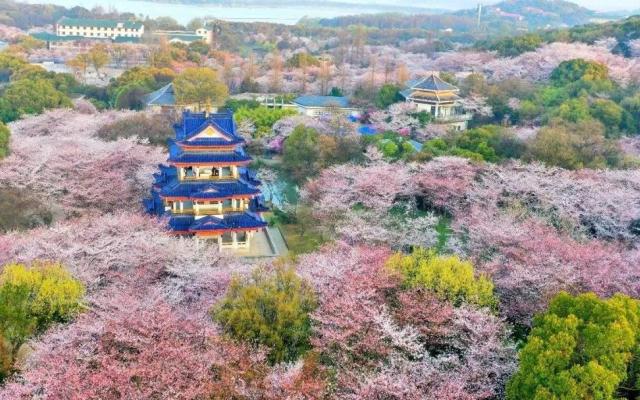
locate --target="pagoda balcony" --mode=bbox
[181,173,239,182]
[169,207,248,216]
[434,112,473,123]
[166,200,249,216]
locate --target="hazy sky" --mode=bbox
[22,0,640,14]
[361,0,639,12]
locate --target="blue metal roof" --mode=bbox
[358,125,378,135]
[293,95,350,108]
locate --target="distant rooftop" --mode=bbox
[31,32,103,42]
[144,83,175,107]
[57,16,143,30]
[31,32,139,44]
[293,95,351,108]
[409,74,459,92]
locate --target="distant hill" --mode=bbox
[317,0,609,36]
[455,0,596,28]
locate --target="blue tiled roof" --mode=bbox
[293,95,350,108]
[249,198,269,213]
[175,137,244,147]
[191,214,267,231]
[160,181,260,199]
[177,110,237,140]
[168,151,252,164]
[169,215,195,231]
[169,214,267,232]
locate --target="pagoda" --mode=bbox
[144,110,268,250]
[400,73,472,131]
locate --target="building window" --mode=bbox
[221,232,233,244]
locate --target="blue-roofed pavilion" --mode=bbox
[144,110,268,250]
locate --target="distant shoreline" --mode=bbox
[127,0,449,15]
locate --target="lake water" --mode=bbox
[20,0,485,25]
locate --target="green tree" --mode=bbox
[329,87,344,97]
[0,79,72,123]
[234,106,297,137]
[528,119,623,169]
[173,67,228,110]
[188,40,210,55]
[282,125,320,183]
[590,98,624,137]
[486,33,544,57]
[88,44,110,77]
[386,248,496,309]
[286,52,320,68]
[114,83,148,110]
[621,94,640,135]
[66,52,90,82]
[0,123,9,159]
[550,97,591,123]
[507,292,640,400]
[550,59,609,86]
[420,125,525,163]
[212,266,316,364]
[375,83,402,108]
[0,53,27,82]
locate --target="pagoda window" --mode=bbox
[184,167,195,177]
[212,168,220,177]
[222,199,232,209]
[237,231,248,244]
[221,232,233,244]
[199,167,213,178]
[220,166,232,177]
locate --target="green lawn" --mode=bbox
[279,223,325,256]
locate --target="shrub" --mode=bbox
[212,266,317,364]
[421,125,525,163]
[386,248,496,309]
[0,262,84,379]
[0,122,8,159]
[507,292,640,400]
[96,113,174,146]
[0,187,53,232]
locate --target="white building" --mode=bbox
[292,95,358,117]
[152,28,212,45]
[56,17,144,40]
